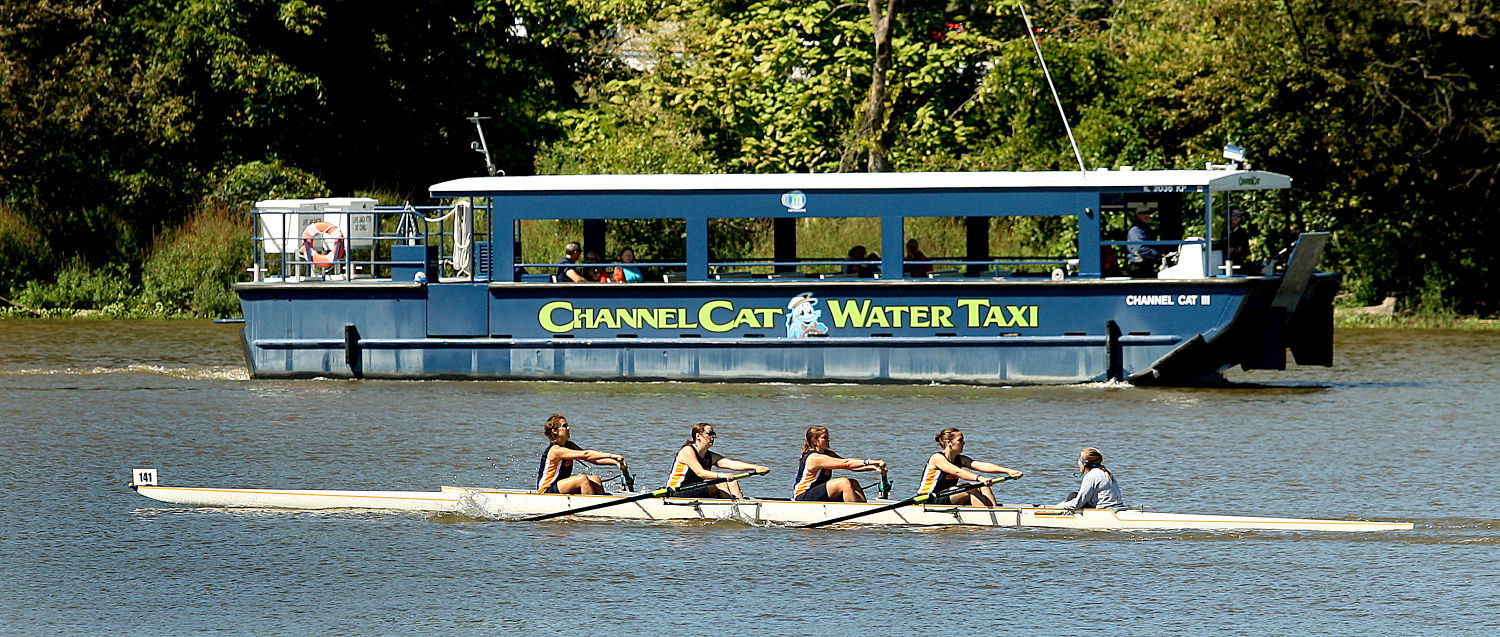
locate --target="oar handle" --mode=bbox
[935,473,1013,492]
[982,473,1020,486]
[918,474,1012,504]
[656,468,768,498]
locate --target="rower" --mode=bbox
[916,427,1023,506]
[666,423,770,499]
[1057,447,1123,509]
[536,414,625,495]
[791,426,886,503]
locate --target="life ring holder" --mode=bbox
[300,221,345,268]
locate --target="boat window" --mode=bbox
[513,218,687,283]
[899,216,1079,279]
[706,216,882,280]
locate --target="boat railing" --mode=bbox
[501,257,1078,282]
[714,257,1076,280]
[248,203,490,283]
[1099,237,1206,252]
[513,262,691,271]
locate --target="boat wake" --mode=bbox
[1418,517,1500,531]
[1,365,248,381]
[427,511,500,524]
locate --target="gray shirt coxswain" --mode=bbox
[1057,467,1123,509]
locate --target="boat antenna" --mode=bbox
[467,113,501,176]
[1017,2,1087,172]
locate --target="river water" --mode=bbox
[0,320,1495,635]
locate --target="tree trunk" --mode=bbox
[839,0,896,173]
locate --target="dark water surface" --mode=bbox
[1,320,1496,635]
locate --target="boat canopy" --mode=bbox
[430,169,1290,196]
[429,168,1288,281]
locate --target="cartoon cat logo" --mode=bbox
[785,292,829,338]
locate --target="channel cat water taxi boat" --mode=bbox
[237,169,1336,385]
[128,469,1412,533]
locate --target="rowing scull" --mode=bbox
[128,469,1413,532]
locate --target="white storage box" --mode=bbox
[254,199,326,253]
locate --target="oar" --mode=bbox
[522,468,768,522]
[799,474,1018,529]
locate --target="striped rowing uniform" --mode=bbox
[666,445,721,489]
[792,450,841,501]
[536,441,583,493]
[917,452,966,496]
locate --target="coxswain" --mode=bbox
[916,427,1023,506]
[536,414,625,494]
[791,425,886,502]
[1057,447,1123,509]
[666,423,770,499]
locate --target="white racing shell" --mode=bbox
[130,472,1413,533]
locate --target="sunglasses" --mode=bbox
[703,431,717,437]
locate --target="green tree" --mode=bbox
[1103,0,1499,313]
[576,1,1015,174]
[1,1,589,301]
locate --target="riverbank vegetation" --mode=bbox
[2,1,1496,320]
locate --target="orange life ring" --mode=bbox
[300,221,345,267]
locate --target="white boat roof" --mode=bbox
[431,169,1290,195]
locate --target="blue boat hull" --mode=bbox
[237,275,1335,385]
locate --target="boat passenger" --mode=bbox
[1226,208,1252,269]
[557,241,588,283]
[842,245,878,278]
[917,427,1024,506]
[1126,207,1161,278]
[536,414,625,495]
[904,238,932,277]
[667,423,770,499]
[614,247,644,283]
[1057,447,1123,509]
[792,426,886,502]
[583,250,606,282]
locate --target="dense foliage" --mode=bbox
[1,1,1495,316]
[1,0,578,313]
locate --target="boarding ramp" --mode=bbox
[1274,232,1334,367]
